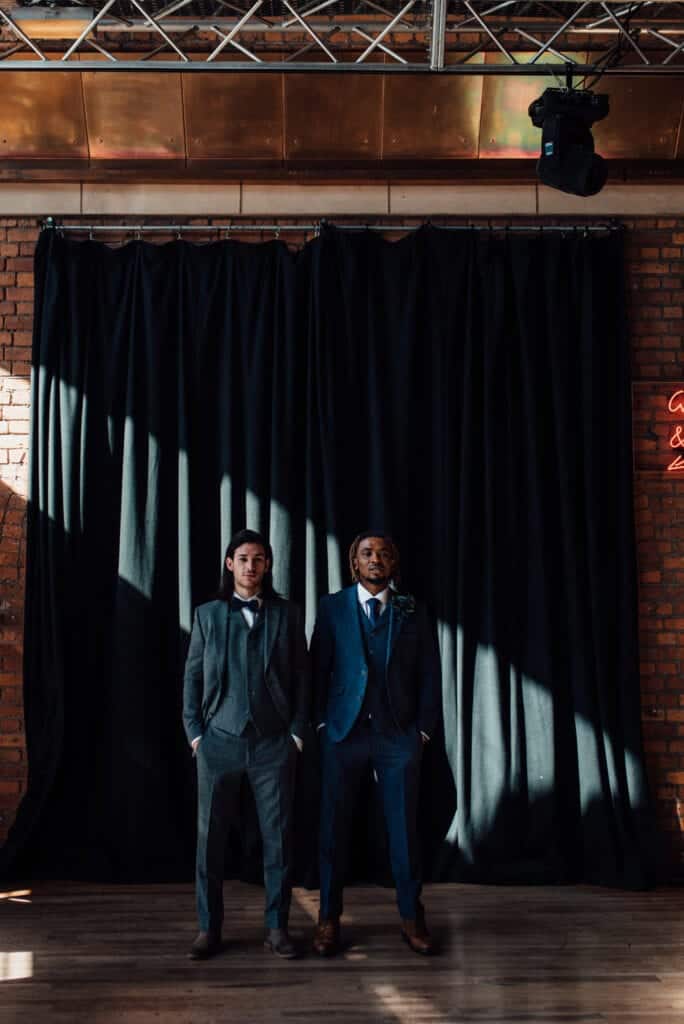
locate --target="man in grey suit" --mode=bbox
[183,529,309,960]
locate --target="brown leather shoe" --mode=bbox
[264,927,297,959]
[400,914,434,955]
[312,917,340,957]
[189,931,222,960]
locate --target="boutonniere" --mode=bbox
[390,592,416,620]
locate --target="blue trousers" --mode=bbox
[195,725,297,933]
[319,718,423,920]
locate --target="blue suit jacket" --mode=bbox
[311,586,441,742]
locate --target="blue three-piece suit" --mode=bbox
[312,585,441,920]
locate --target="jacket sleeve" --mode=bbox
[182,607,206,745]
[416,603,442,739]
[288,602,311,738]
[311,596,334,727]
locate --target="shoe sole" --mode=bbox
[400,930,433,956]
[264,941,297,959]
[312,942,339,957]
[188,939,222,960]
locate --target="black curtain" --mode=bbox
[3,224,653,887]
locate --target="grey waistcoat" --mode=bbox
[211,610,284,737]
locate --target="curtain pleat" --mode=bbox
[2,224,653,888]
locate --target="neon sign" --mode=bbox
[667,390,684,472]
[668,390,684,415]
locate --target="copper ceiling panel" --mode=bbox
[479,52,568,159]
[0,70,87,161]
[184,73,283,162]
[593,77,683,159]
[82,71,185,161]
[384,58,484,159]
[285,73,383,161]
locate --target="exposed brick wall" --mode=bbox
[0,218,35,844]
[0,215,682,878]
[625,219,684,877]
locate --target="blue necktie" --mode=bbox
[231,596,260,614]
[367,597,380,626]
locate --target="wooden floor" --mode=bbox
[2,882,684,1023]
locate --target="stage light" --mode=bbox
[528,87,610,198]
[10,5,94,39]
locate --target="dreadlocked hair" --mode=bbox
[348,530,401,587]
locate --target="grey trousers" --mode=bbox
[195,724,297,933]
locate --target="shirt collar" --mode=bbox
[233,592,263,607]
[357,583,390,607]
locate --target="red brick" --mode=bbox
[6,229,38,242]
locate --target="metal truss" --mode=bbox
[3,0,684,73]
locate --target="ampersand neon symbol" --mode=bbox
[670,425,684,449]
[668,390,684,414]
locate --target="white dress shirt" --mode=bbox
[357,582,390,617]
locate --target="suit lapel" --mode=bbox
[386,596,409,670]
[212,600,230,684]
[344,585,366,661]
[263,598,283,671]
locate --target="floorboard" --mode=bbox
[2,882,684,1023]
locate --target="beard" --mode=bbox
[362,571,388,586]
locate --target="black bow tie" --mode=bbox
[231,596,260,613]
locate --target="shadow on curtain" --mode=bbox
[1,224,655,888]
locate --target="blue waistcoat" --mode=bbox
[357,604,396,734]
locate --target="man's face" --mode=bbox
[226,542,270,598]
[353,536,396,591]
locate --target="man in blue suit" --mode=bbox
[312,531,441,956]
[183,529,309,960]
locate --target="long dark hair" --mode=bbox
[348,530,401,587]
[216,529,278,600]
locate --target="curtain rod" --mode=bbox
[42,218,620,236]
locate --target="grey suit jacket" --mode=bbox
[182,595,310,745]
